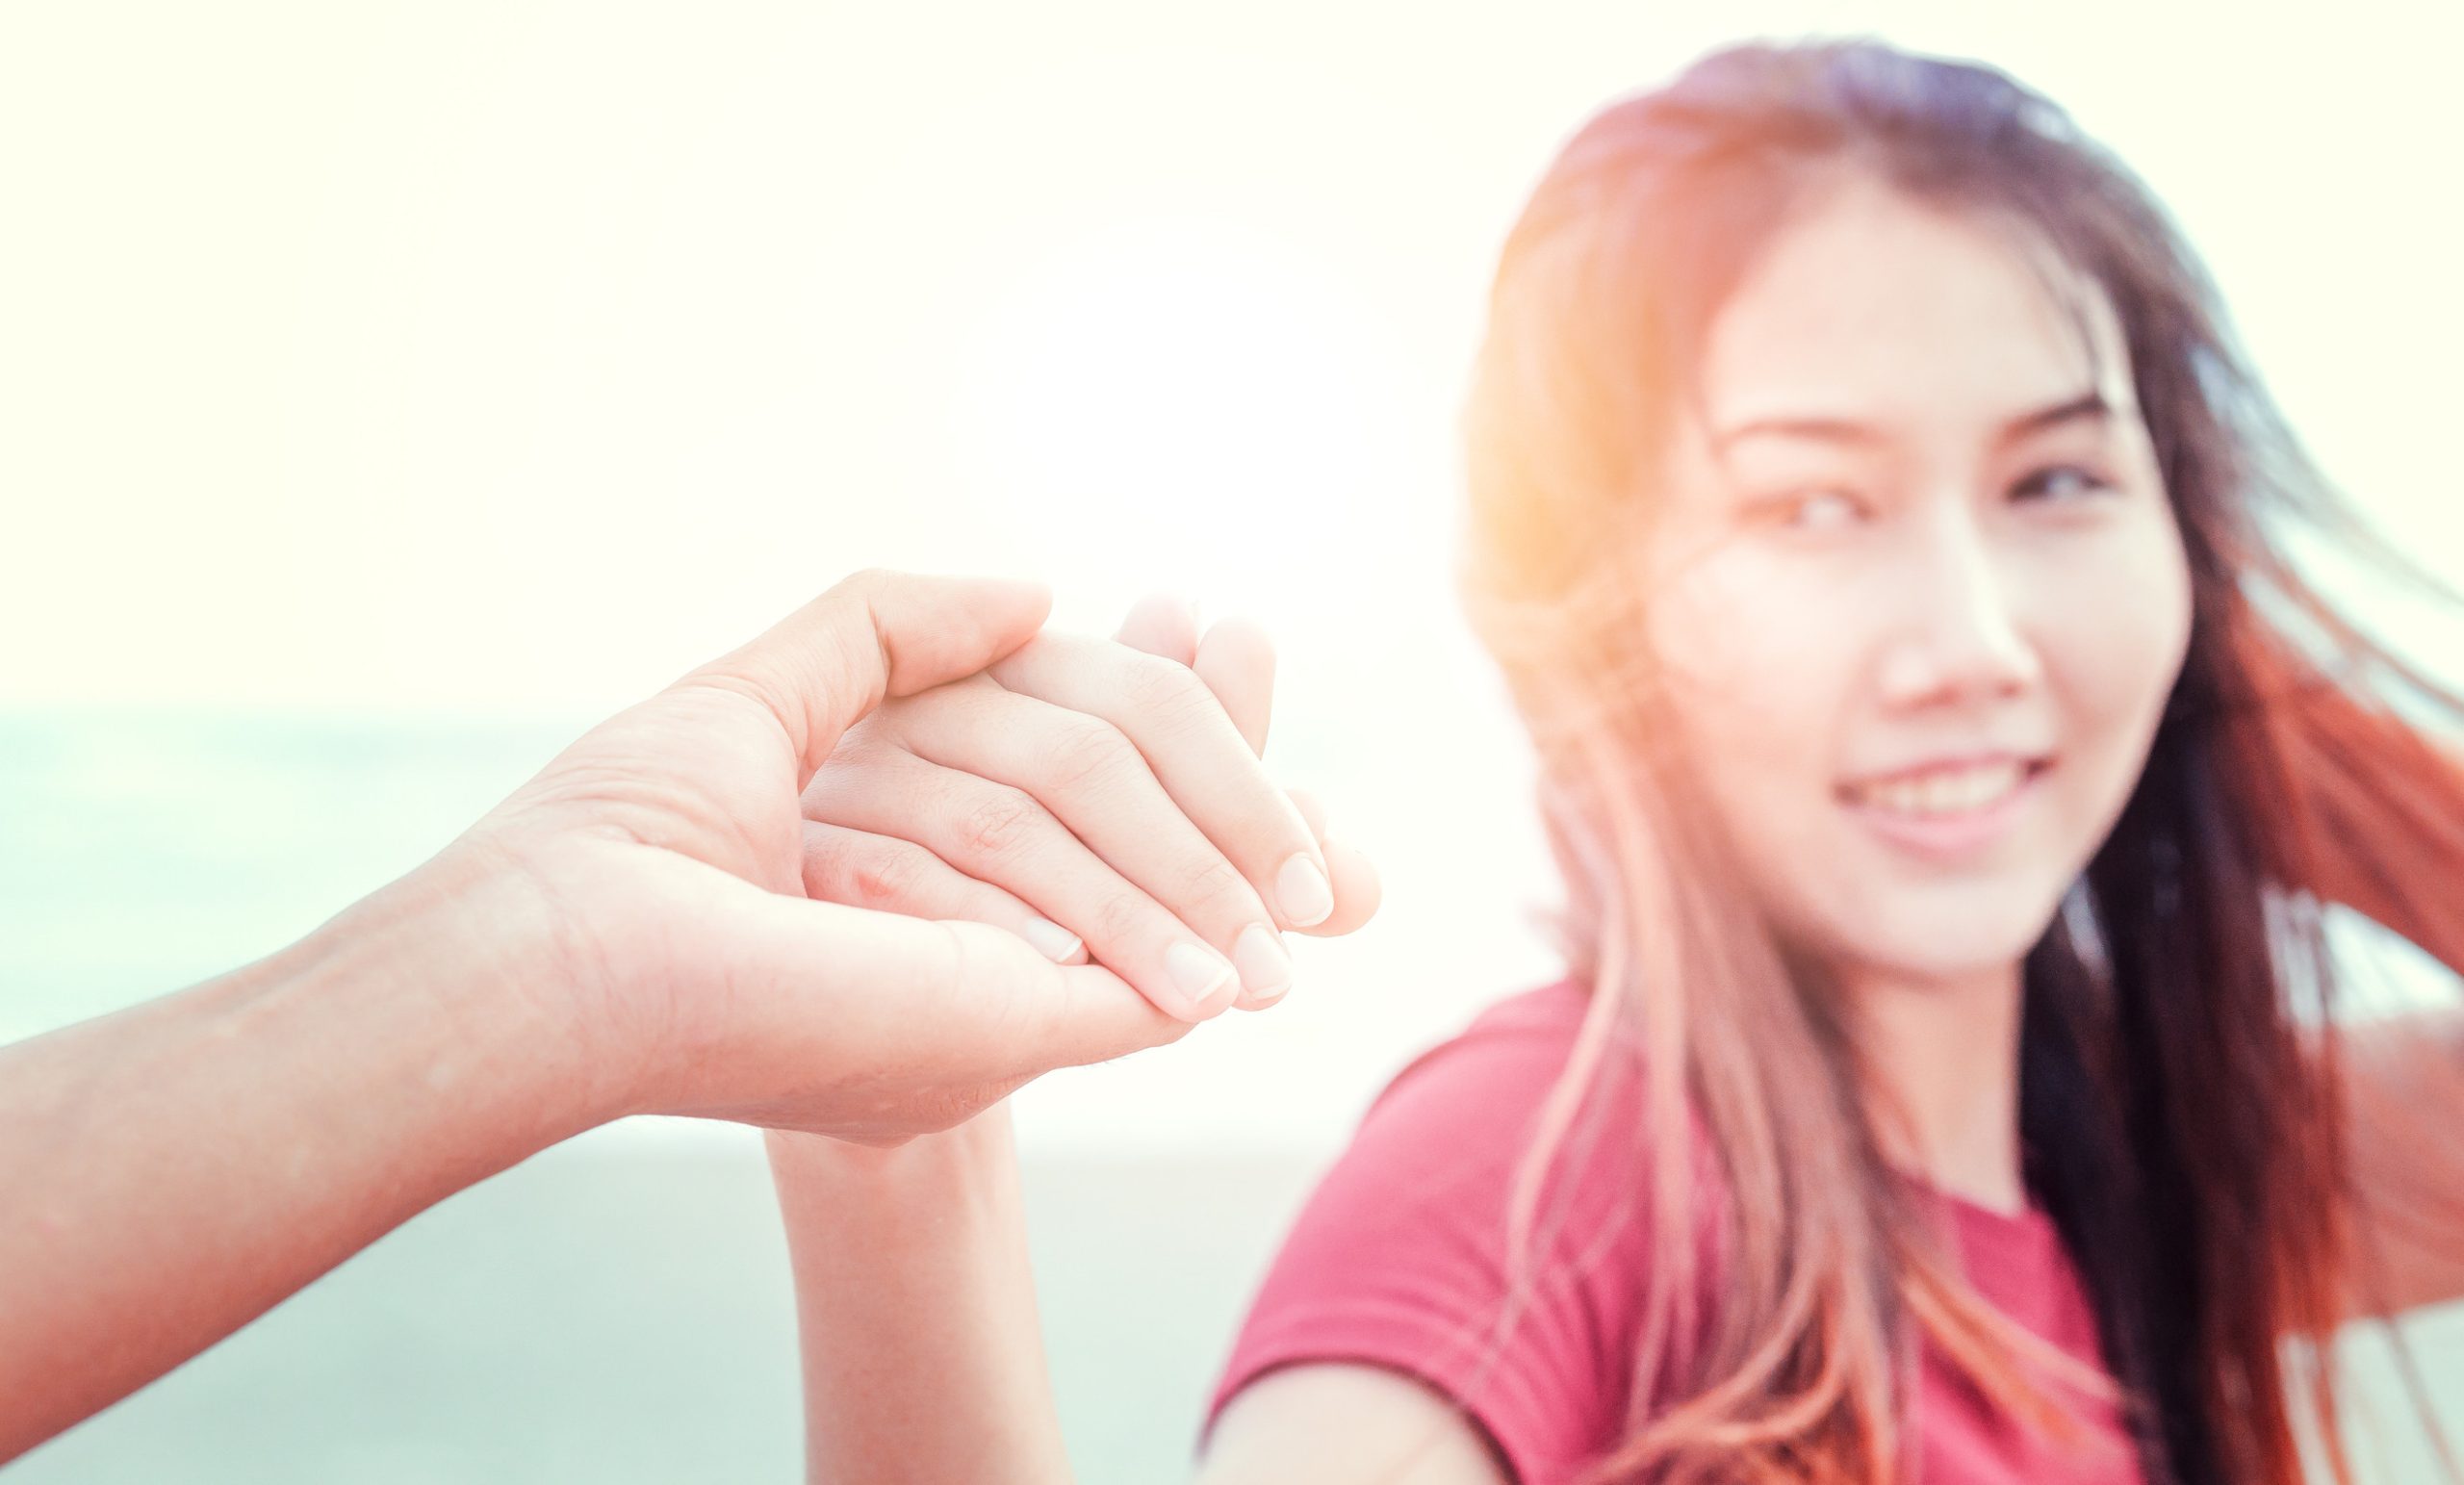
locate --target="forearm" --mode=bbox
[766,1106,1071,1485]
[0,860,617,1460]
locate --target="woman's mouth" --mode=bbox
[1835,755,2052,861]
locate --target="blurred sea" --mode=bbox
[6,710,2464,1482]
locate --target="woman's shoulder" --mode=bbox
[1203,974,1681,1483]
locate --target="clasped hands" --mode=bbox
[401,569,1379,1147]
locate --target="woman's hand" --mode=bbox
[762,591,1379,1485]
[796,595,1379,1021]
[434,569,1229,1145]
[9,569,1334,1459]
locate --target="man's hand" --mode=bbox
[758,590,1381,1485]
[0,567,1380,1461]
[793,599,1380,1023]
[434,568,1230,1143]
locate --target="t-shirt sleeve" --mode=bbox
[1198,982,1661,1485]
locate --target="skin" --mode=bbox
[5,184,2448,1483]
[801,624,1355,1020]
[0,568,1381,1463]
[606,178,2464,1485]
[767,595,1492,1485]
[1197,175,2198,1479]
[1639,171,2195,1209]
[770,178,2181,1484]
[1212,173,2464,1480]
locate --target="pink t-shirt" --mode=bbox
[1201,979,2145,1484]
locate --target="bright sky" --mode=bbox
[5,1,2460,1147]
[7,0,2460,716]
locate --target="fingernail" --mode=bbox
[1165,939,1236,1013]
[1276,853,1334,928]
[1021,917,1083,963]
[1232,923,1293,1004]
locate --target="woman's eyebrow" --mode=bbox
[1709,389,2112,456]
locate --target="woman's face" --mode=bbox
[1641,174,2193,989]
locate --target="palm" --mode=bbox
[512,682,810,896]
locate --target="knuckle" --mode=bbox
[1039,717,1138,796]
[1121,653,1209,720]
[1092,890,1152,947]
[1176,853,1254,919]
[847,840,928,907]
[952,784,1042,860]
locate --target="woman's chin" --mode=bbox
[1821,896,2065,989]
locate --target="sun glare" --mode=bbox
[939,212,1410,612]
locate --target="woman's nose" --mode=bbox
[1874,509,2044,708]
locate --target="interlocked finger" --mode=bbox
[799,819,1090,966]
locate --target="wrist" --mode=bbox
[765,1100,1017,1180]
[764,1099,1066,1484]
[286,846,634,1149]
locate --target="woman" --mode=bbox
[775,37,2464,1484]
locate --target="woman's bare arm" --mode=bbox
[1197,1365,1511,1484]
[766,1114,1510,1485]
[764,1108,1071,1485]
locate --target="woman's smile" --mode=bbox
[1835,755,2055,863]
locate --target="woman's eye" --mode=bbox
[2014,464,2116,503]
[1766,489,1864,530]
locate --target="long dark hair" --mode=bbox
[1454,35,2464,1484]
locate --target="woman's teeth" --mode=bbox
[1841,759,2029,817]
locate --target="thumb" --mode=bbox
[683,567,1051,782]
[710,893,1191,1128]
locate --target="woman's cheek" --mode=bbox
[2063,517,2194,731]
[1661,550,1846,711]
[2032,519,2194,858]
[1652,551,1857,844]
